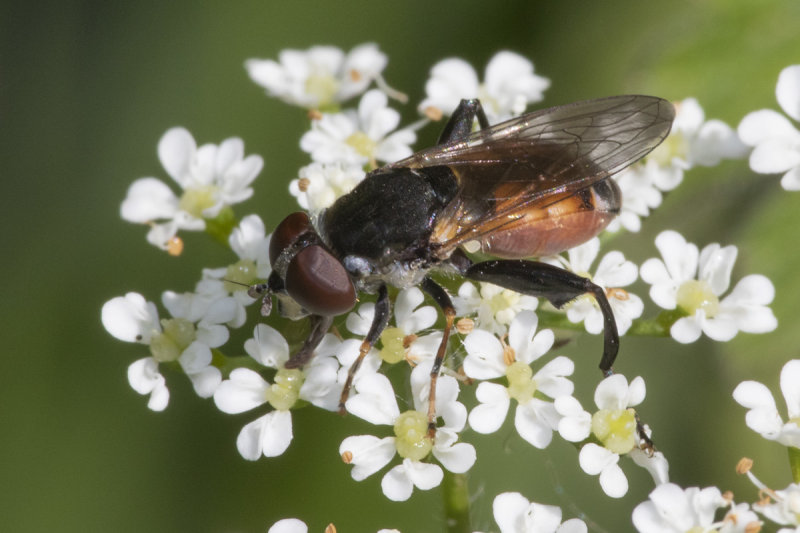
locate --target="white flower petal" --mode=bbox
[555,396,591,442]
[738,109,800,146]
[599,462,628,498]
[463,329,506,379]
[158,127,196,184]
[237,410,293,460]
[120,178,179,223]
[493,492,533,533]
[514,399,558,449]
[777,65,800,122]
[187,365,222,398]
[339,435,396,480]
[432,438,476,474]
[127,357,169,411]
[102,293,160,343]
[345,373,400,425]
[579,443,616,476]
[781,360,800,419]
[671,315,703,344]
[214,368,269,414]
[244,324,290,368]
[749,137,800,173]
[469,382,510,434]
[268,518,308,533]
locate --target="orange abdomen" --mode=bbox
[480,179,621,258]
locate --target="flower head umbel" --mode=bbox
[640,230,777,343]
[101,292,226,411]
[339,366,476,501]
[544,238,643,335]
[120,128,263,254]
[733,359,800,448]
[738,65,800,190]
[632,483,758,533]
[300,89,416,168]
[486,492,587,533]
[246,43,388,110]
[418,51,550,123]
[464,311,574,449]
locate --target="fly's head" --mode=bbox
[261,211,357,318]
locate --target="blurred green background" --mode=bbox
[4,0,800,531]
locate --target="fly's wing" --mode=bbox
[388,95,674,253]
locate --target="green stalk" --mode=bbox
[788,446,800,484]
[442,471,471,533]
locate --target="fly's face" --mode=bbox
[268,211,356,317]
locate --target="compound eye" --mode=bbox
[285,245,356,316]
[270,212,312,267]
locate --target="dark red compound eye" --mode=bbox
[285,245,356,316]
[270,211,312,267]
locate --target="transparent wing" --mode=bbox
[389,95,674,253]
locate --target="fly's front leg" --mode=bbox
[465,260,620,376]
[338,284,391,414]
[419,277,456,439]
[437,99,490,144]
[284,314,334,369]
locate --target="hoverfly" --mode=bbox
[252,95,675,437]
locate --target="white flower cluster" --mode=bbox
[103,44,795,531]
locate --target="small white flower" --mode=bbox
[753,482,800,530]
[645,97,746,191]
[733,359,800,448]
[640,230,777,343]
[418,51,550,123]
[102,292,225,409]
[578,374,647,498]
[213,324,343,459]
[120,128,263,252]
[290,162,366,211]
[454,281,538,336]
[347,287,438,365]
[738,65,800,190]
[632,483,728,532]
[202,214,272,324]
[544,238,643,335]
[491,492,587,533]
[300,89,416,166]
[340,367,475,501]
[246,43,388,109]
[464,311,573,449]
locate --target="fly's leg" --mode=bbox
[437,99,490,144]
[463,259,619,376]
[284,314,334,368]
[419,277,456,439]
[338,284,391,414]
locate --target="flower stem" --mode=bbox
[442,471,470,533]
[204,206,238,247]
[788,446,800,484]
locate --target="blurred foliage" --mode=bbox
[3,0,800,531]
